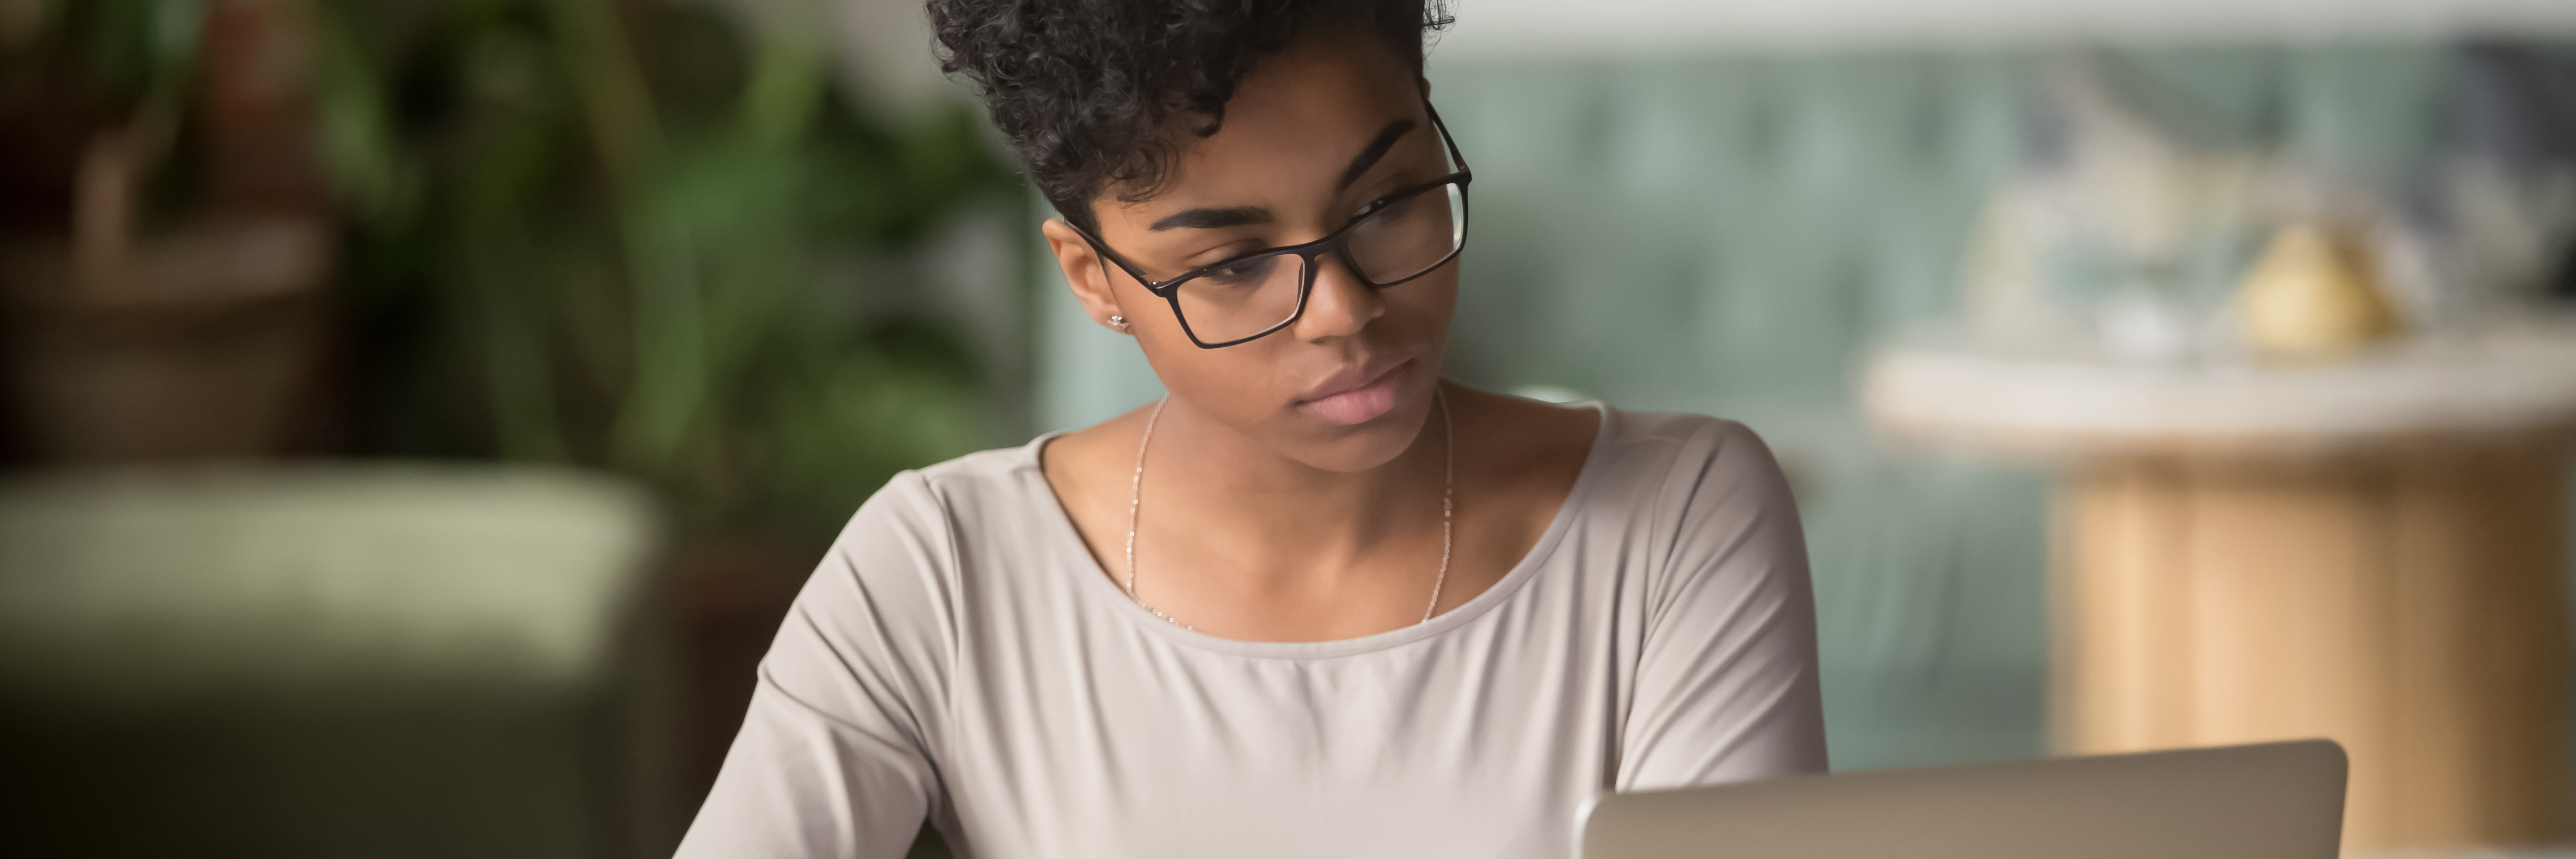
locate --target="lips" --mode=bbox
[1298,357,1413,425]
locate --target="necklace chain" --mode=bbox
[1123,387,1455,632]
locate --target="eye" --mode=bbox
[1182,240,1265,271]
[1351,192,1416,232]
[1199,254,1281,287]
[1347,180,1429,229]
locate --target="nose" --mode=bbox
[1293,254,1384,341]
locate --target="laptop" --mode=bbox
[1581,739,2347,859]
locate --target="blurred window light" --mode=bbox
[1436,0,2576,53]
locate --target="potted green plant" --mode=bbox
[0,0,335,462]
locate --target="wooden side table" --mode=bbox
[1861,321,2576,854]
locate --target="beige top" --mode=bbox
[674,407,1827,859]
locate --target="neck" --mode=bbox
[1140,384,1449,578]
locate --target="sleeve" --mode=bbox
[674,472,959,858]
[1613,419,1830,792]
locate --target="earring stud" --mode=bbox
[1108,315,1129,333]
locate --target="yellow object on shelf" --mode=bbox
[2234,223,2402,360]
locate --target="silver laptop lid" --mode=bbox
[1582,739,2346,859]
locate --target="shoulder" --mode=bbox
[1589,409,1788,504]
[779,442,1061,690]
[810,441,1054,609]
[1600,409,1766,462]
[900,441,1052,512]
[1584,409,1803,575]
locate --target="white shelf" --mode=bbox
[1859,319,2576,458]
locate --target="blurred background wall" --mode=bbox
[3,0,2576,856]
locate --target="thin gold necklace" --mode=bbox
[1122,387,1455,632]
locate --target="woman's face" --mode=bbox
[1043,28,1457,473]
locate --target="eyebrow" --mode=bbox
[1143,118,1420,232]
[1336,119,1417,192]
[1148,205,1272,232]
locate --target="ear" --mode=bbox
[1042,218,1132,333]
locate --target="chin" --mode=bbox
[1281,376,1440,473]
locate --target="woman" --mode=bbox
[675,1,1825,856]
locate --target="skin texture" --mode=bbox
[1039,25,1596,642]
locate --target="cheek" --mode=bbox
[1399,271,1460,333]
[1132,327,1288,418]
[1368,268,1460,352]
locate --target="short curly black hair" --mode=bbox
[929,0,1453,232]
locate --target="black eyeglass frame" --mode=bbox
[1066,103,1474,349]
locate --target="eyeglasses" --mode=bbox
[1069,104,1472,349]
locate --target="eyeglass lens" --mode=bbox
[1171,182,1465,344]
